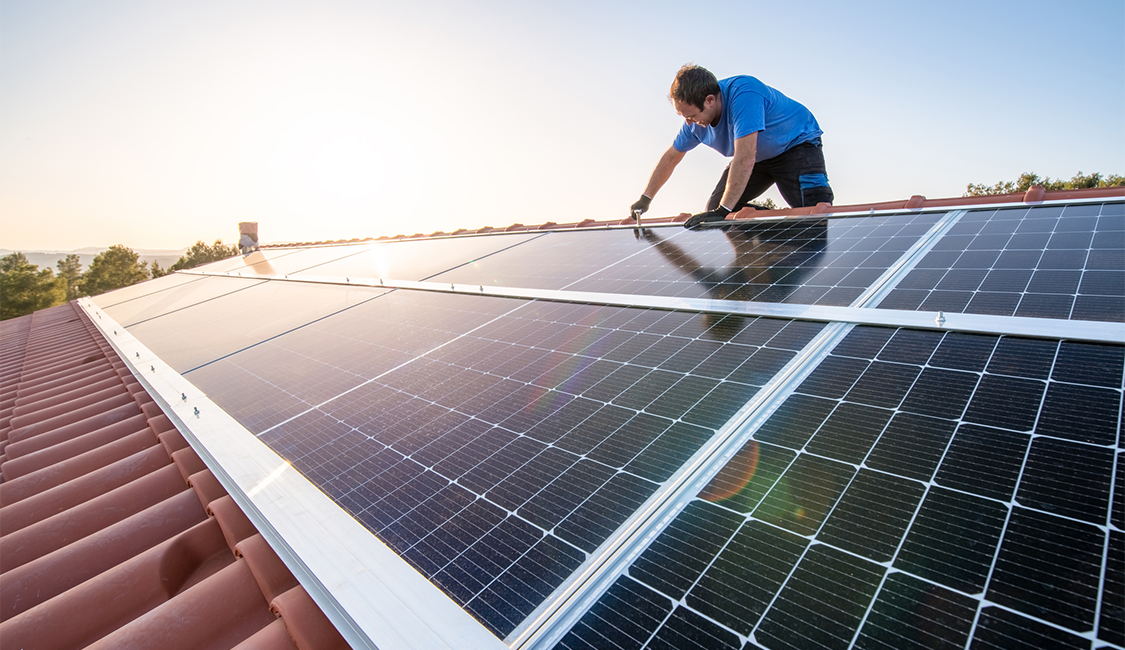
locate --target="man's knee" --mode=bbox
[803,186,833,206]
[799,173,833,207]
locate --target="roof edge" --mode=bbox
[258,185,1125,249]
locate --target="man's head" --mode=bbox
[670,64,721,127]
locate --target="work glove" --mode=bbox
[629,195,652,220]
[683,205,731,229]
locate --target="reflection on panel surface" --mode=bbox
[125,279,388,373]
[435,213,942,304]
[92,272,209,309]
[558,324,1123,649]
[100,275,268,327]
[191,246,315,274]
[880,201,1125,321]
[178,289,824,638]
[296,232,544,280]
[221,244,387,277]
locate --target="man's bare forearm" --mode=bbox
[643,146,686,198]
[720,132,758,209]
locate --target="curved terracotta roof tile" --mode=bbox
[188,468,229,511]
[0,462,190,573]
[208,494,260,551]
[270,586,350,650]
[0,444,170,535]
[233,618,301,650]
[1,489,208,617]
[237,534,300,604]
[0,431,162,505]
[0,302,353,649]
[1,412,151,479]
[84,558,275,650]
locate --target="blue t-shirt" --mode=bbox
[672,76,822,161]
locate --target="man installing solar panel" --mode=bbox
[630,65,834,228]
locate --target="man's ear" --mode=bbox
[704,94,716,108]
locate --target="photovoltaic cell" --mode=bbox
[628,501,742,600]
[754,544,885,650]
[1103,531,1125,646]
[986,507,1104,631]
[645,606,741,650]
[686,519,808,635]
[853,572,977,650]
[971,606,1088,650]
[817,470,924,562]
[555,576,671,650]
[894,487,1007,593]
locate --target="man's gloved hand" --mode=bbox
[683,205,731,229]
[629,195,652,220]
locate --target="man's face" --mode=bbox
[675,94,720,127]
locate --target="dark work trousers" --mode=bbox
[707,140,834,210]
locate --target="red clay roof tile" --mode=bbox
[0,302,352,649]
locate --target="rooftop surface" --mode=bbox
[2,186,1123,650]
[0,302,350,649]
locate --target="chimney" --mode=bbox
[238,222,259,255]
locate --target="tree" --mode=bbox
[0,252,65,320]
[56,254,83,301]
[169,239,240,272]
[966,171,1124,197]
[150,260,167,279]
[78,244,150,296]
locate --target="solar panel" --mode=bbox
[879,201,1124,322]
[192,244,355,275]
[99,275,270,326]
[111,280,390,373]
[91,272,209,309]
[557,324,1123,649]
[433,213,943,305]
[292,232,545,281]
[192,245,311,273]
[90,198,1123,649]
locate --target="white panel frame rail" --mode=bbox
[179,272,1125,345]
[77,297,509,650]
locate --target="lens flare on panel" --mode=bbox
[700,440,760,503]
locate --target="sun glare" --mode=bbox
[272,108,392,205]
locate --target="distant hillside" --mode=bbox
[0,248,187,273]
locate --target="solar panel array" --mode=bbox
[93,201,1124,650]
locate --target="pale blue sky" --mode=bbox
[2,0,1122,250]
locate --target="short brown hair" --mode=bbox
[670,64,720,110]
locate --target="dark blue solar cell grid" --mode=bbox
[186,288,827,639]
[559,324,1123,649]
[434,213,942,306]
[879,202,1125,322]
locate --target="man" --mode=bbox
[631,65,833,228]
